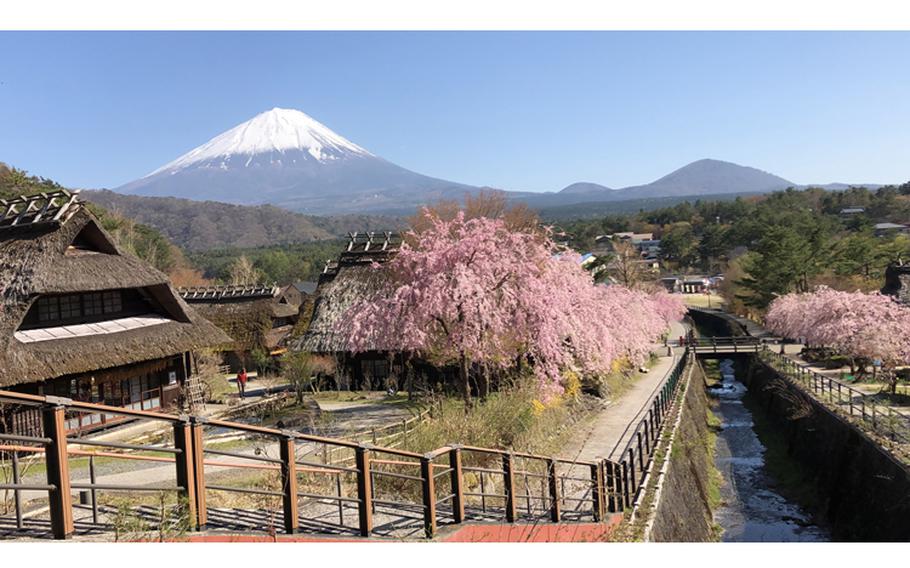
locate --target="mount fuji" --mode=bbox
[117,107,476,215]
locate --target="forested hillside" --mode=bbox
[85,189,402,250]
[1,163,205,284]
[559,184,910,316]
[188,240,345,285]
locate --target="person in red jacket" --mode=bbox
[237,367,248,399]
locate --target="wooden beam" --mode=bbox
[449,447,465,523]
[173,419,198,529]
[355,446,373,536]
[502,453,517,523]
[43,405,74,539]
[420,456,437,538]
[547,459,561,523]
[279,435,299,534]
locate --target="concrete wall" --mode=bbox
[746,359,910,541]
[649,362,718,542]
[688,308,747,337]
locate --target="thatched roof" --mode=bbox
[291,232,399,354]
[178,284,279,301]
[0,191,232,386]
[179,283,303,352]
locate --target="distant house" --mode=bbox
[0,190,229,435]
[602,232,655,244]
[839,206,866,216]
[578,253,598,269]
[291,232,410,391]
[660,275,710,294]
[874,222,910,237]
[179,283,303,369]
[660,276,681,293]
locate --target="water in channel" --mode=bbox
[710,358,830,542]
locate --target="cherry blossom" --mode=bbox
[766,287,910,368]
[340,211,683,402]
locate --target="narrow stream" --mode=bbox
[710,358,830,542]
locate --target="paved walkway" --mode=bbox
[560,320,688,463]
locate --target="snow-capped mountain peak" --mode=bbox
[147,107,373,176]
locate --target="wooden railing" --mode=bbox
[689,336,764,354]
[0,389,609,540]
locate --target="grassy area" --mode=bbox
[400,385,585,457]
[681,293,725,309]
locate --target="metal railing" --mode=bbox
[0,389,608,540]
[758,348,910,445]
[603,350,691,513]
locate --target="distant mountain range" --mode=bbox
[115,107,886,216]
[85,190,400,251]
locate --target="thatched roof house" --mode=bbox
[294,232,400,354]
[178,283,306,368]
[290,232,407,390]
[0,190,230,433]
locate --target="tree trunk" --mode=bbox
[459,353,471,407]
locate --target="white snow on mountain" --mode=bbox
[147,107,373,176]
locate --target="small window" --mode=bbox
[58,295,81,320]
[37,297,59,322]
[83,292,103,316]
[102,291,122,314]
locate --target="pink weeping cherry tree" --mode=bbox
[766,286,910,393]
[342,210,684,404]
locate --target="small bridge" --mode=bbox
[688,336,767,357]
[0,353,691,542]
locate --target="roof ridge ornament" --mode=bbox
[0,189,82,232]
[177,283,279,300]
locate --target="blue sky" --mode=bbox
[1,31,908,191]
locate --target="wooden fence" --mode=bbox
[0,390,609,540]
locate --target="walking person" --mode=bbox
[237,367,248,399]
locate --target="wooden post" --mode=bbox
[43,405,73,540]
[12,451,23,529]
[355,446,373,536]
[89,455,99,525]
[449,447,465,523]
[604,460,615,513]
[190,419,207,528]
[420,456,437,538]
[279,435,299,534]
[173,419,198,529]
[480,470,487,513]
[336,473,344,526]
[502,453,517,522]
[591,463,604,522]
[547,459,561,522]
